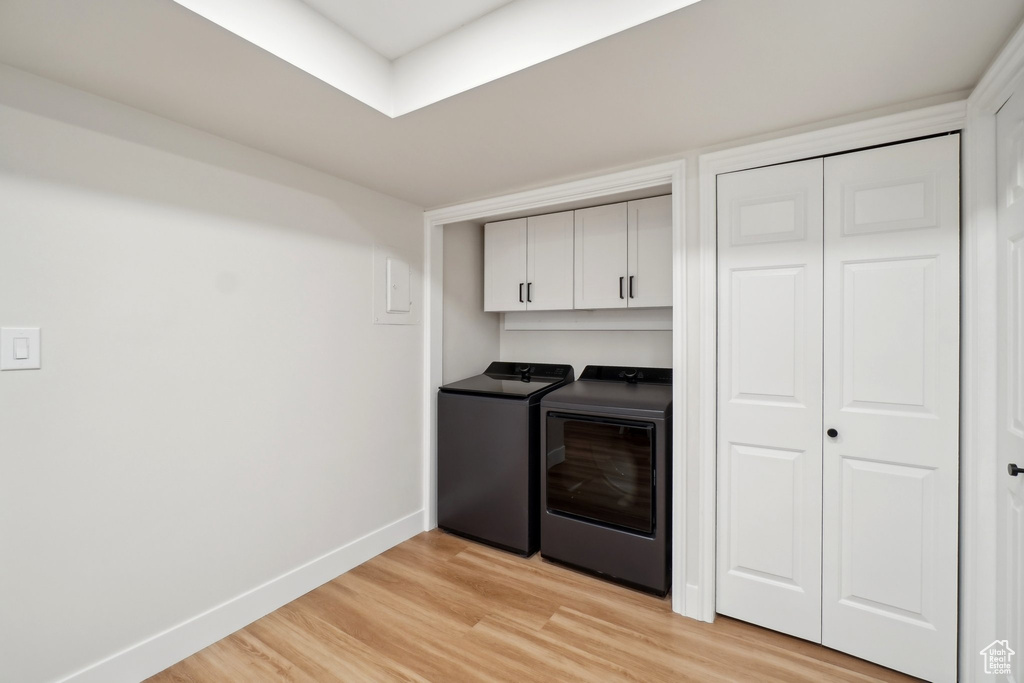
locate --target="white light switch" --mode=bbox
[1,328,41,370]
[13,337,29,360]
[386,256,411,313]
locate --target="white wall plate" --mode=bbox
[1,327,41,370]
[373,244,420,325]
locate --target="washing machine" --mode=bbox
[437,361,574,556]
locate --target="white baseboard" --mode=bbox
[58,510,425,683]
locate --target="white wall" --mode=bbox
[0,66,424,683]
[499,327,672,378]
[441,221,499,383]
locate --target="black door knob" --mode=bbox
[826,428,839,438]
[1010,463,1023,477]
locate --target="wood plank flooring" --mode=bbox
[149,530,918,682]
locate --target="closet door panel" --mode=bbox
[840,258,937,414]
[716,159,824,642]
[822,135,959,683]
[730,266,806,405]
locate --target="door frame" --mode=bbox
[961,20,1024,683]
[420,159,688,612]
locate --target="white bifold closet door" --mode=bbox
[821,136,959,682]
[716,158,825,642]
[716,135,959,683]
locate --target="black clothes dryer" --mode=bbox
[540,365,672,595]
[437,362,574,556]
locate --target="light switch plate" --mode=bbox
[373,244,420,325]
[1,327,41,370]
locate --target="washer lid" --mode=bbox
[439,361,574,399]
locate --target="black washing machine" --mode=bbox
[437,362,574,556]
[540,365,672,595]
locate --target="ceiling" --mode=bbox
[0,0,1021,209]
[169,0,698,115]
[300,0,513,59]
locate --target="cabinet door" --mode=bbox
[627,195,673,308]
[821,136,959,683]
[484,218,527,312]
[574,203,627,309]
[716,159,824,643]
[526,211,574,310]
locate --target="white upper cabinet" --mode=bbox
[484,212,573,312]
[484,197,671,312]
[574,203,628,309]
[575,196,673,310]
[526,211,575,310]
[628,195,673,308]
[484,217,527,311]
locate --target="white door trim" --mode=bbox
[961,20,1024,683]
[420,160,688,613]
[693,100,967,623]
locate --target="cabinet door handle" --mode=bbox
[527,282,532,302]
[1010,463,1023,477]
[519,283,524,303]
[629,275,635,299]
[619,276,625,299]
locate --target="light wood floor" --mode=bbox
[149,530,918,682]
